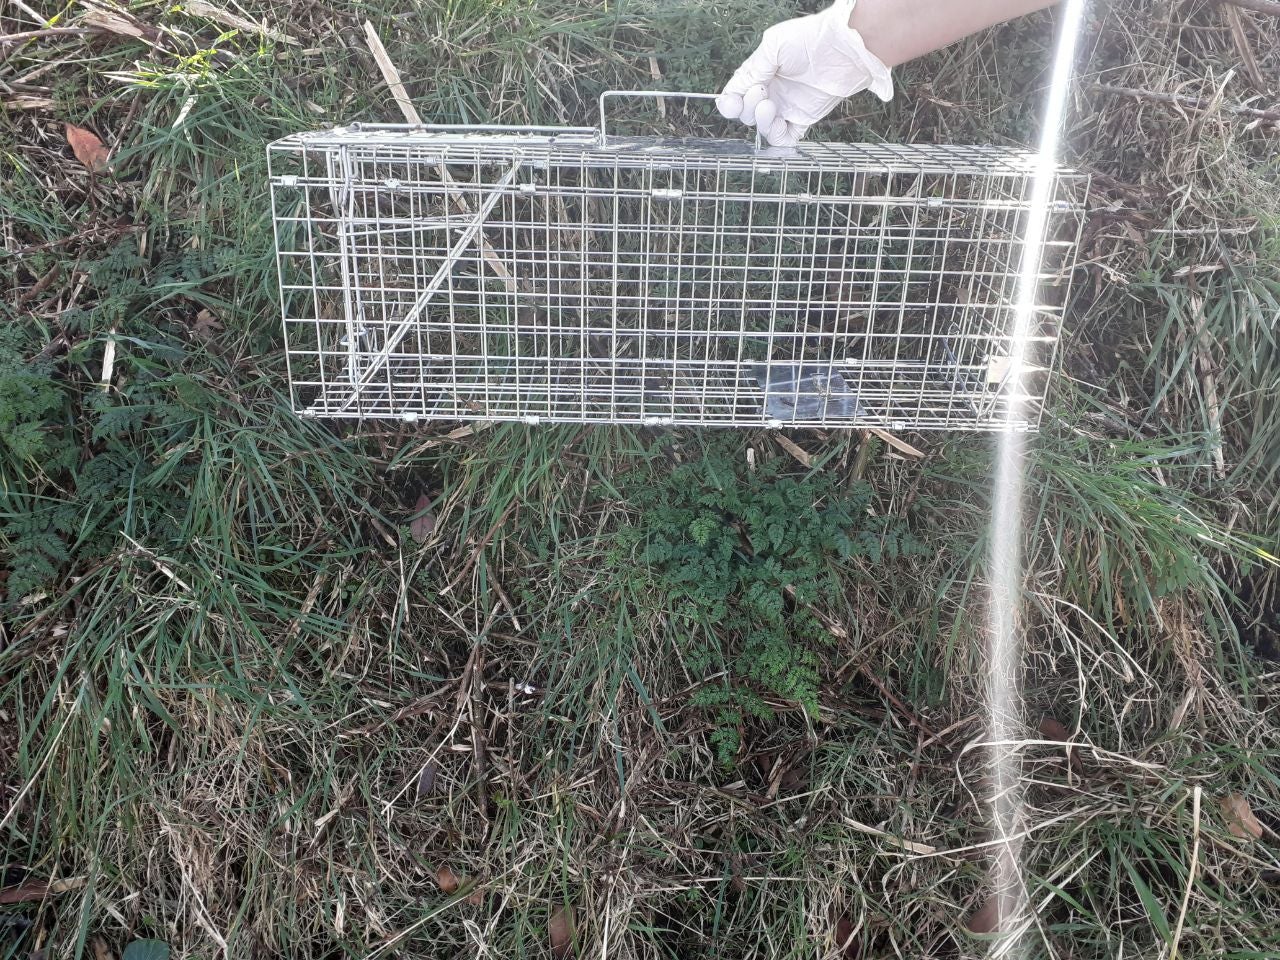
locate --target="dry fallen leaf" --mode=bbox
[1037,716,1071,741]
[409,494,436,543]
[779,765,806,793]
[416,761,438,799]
[90,935,115,960]
[192,308,223,342]
[435,865,460,894]
[466,887,484,906]
[50,876,86,894]
[0,880,48,905]
[5,95,55,112]
[729,855,746,894]
[965,895,1003,935]
[833,914,861,958]
[79,6,160,42]
[548,902,575,958]
[1221,793,1264,841]
[1038,715,1083,774]
[66,124,111,174]
[0,875,84,905]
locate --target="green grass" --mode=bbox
[3,0,1280,957]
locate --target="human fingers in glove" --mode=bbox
[717,0,1060,148]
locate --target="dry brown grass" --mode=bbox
[2,0,1278,958]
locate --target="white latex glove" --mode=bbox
[716,0,894,148]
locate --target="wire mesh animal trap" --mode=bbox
[268,92,1088,430]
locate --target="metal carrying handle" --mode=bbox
[348,121,598,138]
[598,90,765,151]
[415,122,598,137]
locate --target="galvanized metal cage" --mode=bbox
[267,93,1088,431]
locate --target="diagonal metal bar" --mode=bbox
[339,159,521,412]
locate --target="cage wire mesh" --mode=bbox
[268,93,1089,431]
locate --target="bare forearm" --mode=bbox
[849,0,1059,68]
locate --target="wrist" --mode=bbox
[849,0,1060,68]
[829,0,895,101]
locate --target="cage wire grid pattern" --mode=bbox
[268,112,1088,431]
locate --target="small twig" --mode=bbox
[859,664,937,740]
[361,21,421,124]
[783,584,847,639]
[0,25,94,63]
[306,780,355,854]
[381,636,487,815]
[99,327,118,392]
[466,636,490,829]
[648,55,665,117]
[483,557,523,632]
[122,535,192,592]
[31,333,70,364]
[1187,291,1227,480]
[1219,0,1280,17]
[440,500,519,595]
[3,94,54,111]
[1168,786,1202,960]
[0,27,93,43]
[773,433,812,468]
[11,52,72,86]
[183,0,298,45]
[360,22,520,298]
[842,816,936,855]
[867,427,925,459]
[453,632,486,721]
[347,688,450,736]
[281,573,326,645]
[7,221,140,258]
[919,805,1109,861]
[1222,2,1267,90]
[16,262,60,306]
[1089,83,1280,123]
[918,713,980,751]
[77,2,161,45]
[6,0,48,24]
[0,876,86,905]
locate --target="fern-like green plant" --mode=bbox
[618,436,921,764]
[2,241,206,605]
[1,497,77,602]
[0,325,66,465]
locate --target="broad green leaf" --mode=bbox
[123,940,170,960]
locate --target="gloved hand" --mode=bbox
[716,0,894,148]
